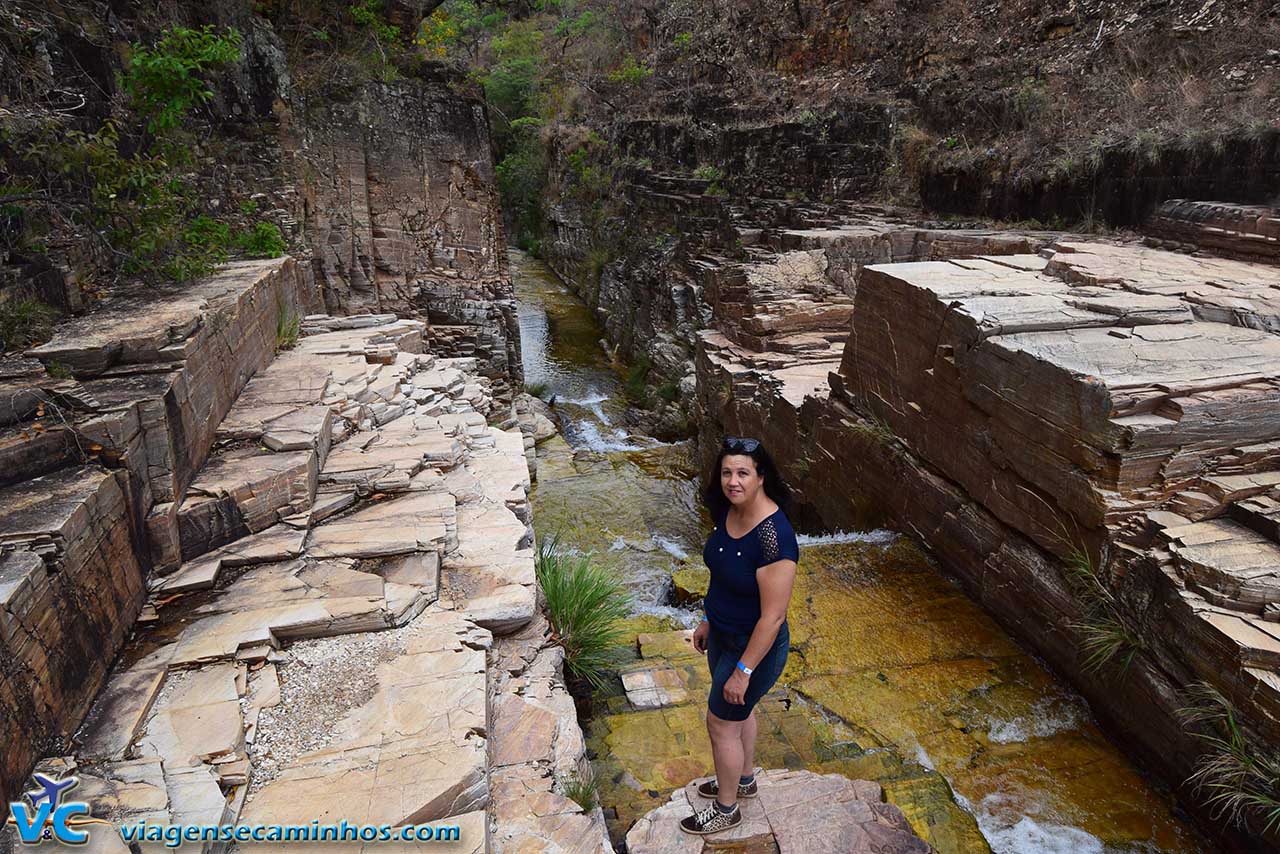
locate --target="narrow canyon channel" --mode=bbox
[514,249,1210,854]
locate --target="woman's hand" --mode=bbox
[692,620,710,653]
[723,669,750,705]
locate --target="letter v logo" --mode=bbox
[9,802,53,843]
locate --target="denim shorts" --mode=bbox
[706,622,789,721]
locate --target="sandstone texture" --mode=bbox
[1147,199,1280,263]
[289,74,522,405]
[2,269,609,854]
[626,770,928,854]
[693,215,1280,845]
[1,259,314,802]
[3,299,604,850]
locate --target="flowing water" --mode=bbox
[514,250,1208,853]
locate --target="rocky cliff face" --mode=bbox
[2,1,521,404]
[693,212,1280,849]
[0,1,531,808]
[290,72,523,401]
[537,99,894,435]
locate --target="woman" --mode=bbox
[680,435,799,835]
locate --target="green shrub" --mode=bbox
[0,298,59,352]
[525,380,549,398]
[606,55,651,85]
[184,214,232,258]
[584,246,610,283]
[656,381,679,402]
[239,222,287,258]
[350,0,400,44]
[10,25,243,283]
[416,1,503,59]
[516,233,542,256]
[535,534,630,689]
[28,121,189,277]
[693,164,724,182]
[480,21,545,146]
[124,26,243,133]
[417,6,462,57]
[1011,76,1049,127]
[624,355,651,403]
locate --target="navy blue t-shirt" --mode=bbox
[702,505,800,633]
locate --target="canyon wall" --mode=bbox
[531,77,1280,844]
[0,5,541,822]
[290,72,523,402]
[692,214,1280,850]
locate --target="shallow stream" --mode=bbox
[514,249,1207,853]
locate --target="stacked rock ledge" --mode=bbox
[692,216,1280,846]
[0,257,610,853]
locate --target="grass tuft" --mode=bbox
[1062,546,1144,674]
[536,534,630,690]
[0,298,60,352]
[275,304,301,351]
[558,767,599,812]
[1179,682,1280,833]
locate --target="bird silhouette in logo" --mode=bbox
[24,774,77,809]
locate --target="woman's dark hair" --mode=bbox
[702,438,792,521]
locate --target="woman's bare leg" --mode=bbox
[706,710,744,808]
[739,709,758,780]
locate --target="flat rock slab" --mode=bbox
[241,610,489,828]
[621,665,690,709]
[626,770,928,854]
[0,465,120,547]
[26,259,291,374]
[306,491,455,559]
[154,523,307,593]
[162,558,424,666]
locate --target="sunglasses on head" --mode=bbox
[723,435,760,453]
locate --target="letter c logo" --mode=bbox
[53,804,90,844]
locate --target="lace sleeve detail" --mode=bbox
[757,517,799,566]
[758,519,781,564]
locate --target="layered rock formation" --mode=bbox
[1147,199,1280,264]
[695,218,1280,846]
[1,258,315,800]
[2,261,610,850]
[538,101,893,411]
[3,5,522,410]
[290,72,523,403]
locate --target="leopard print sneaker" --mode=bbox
[696,777,758,799]
[678,802,742,835]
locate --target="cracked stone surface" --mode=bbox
[626,770,928,854]
[9,294,595,854]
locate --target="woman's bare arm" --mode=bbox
[722,559,796,703]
